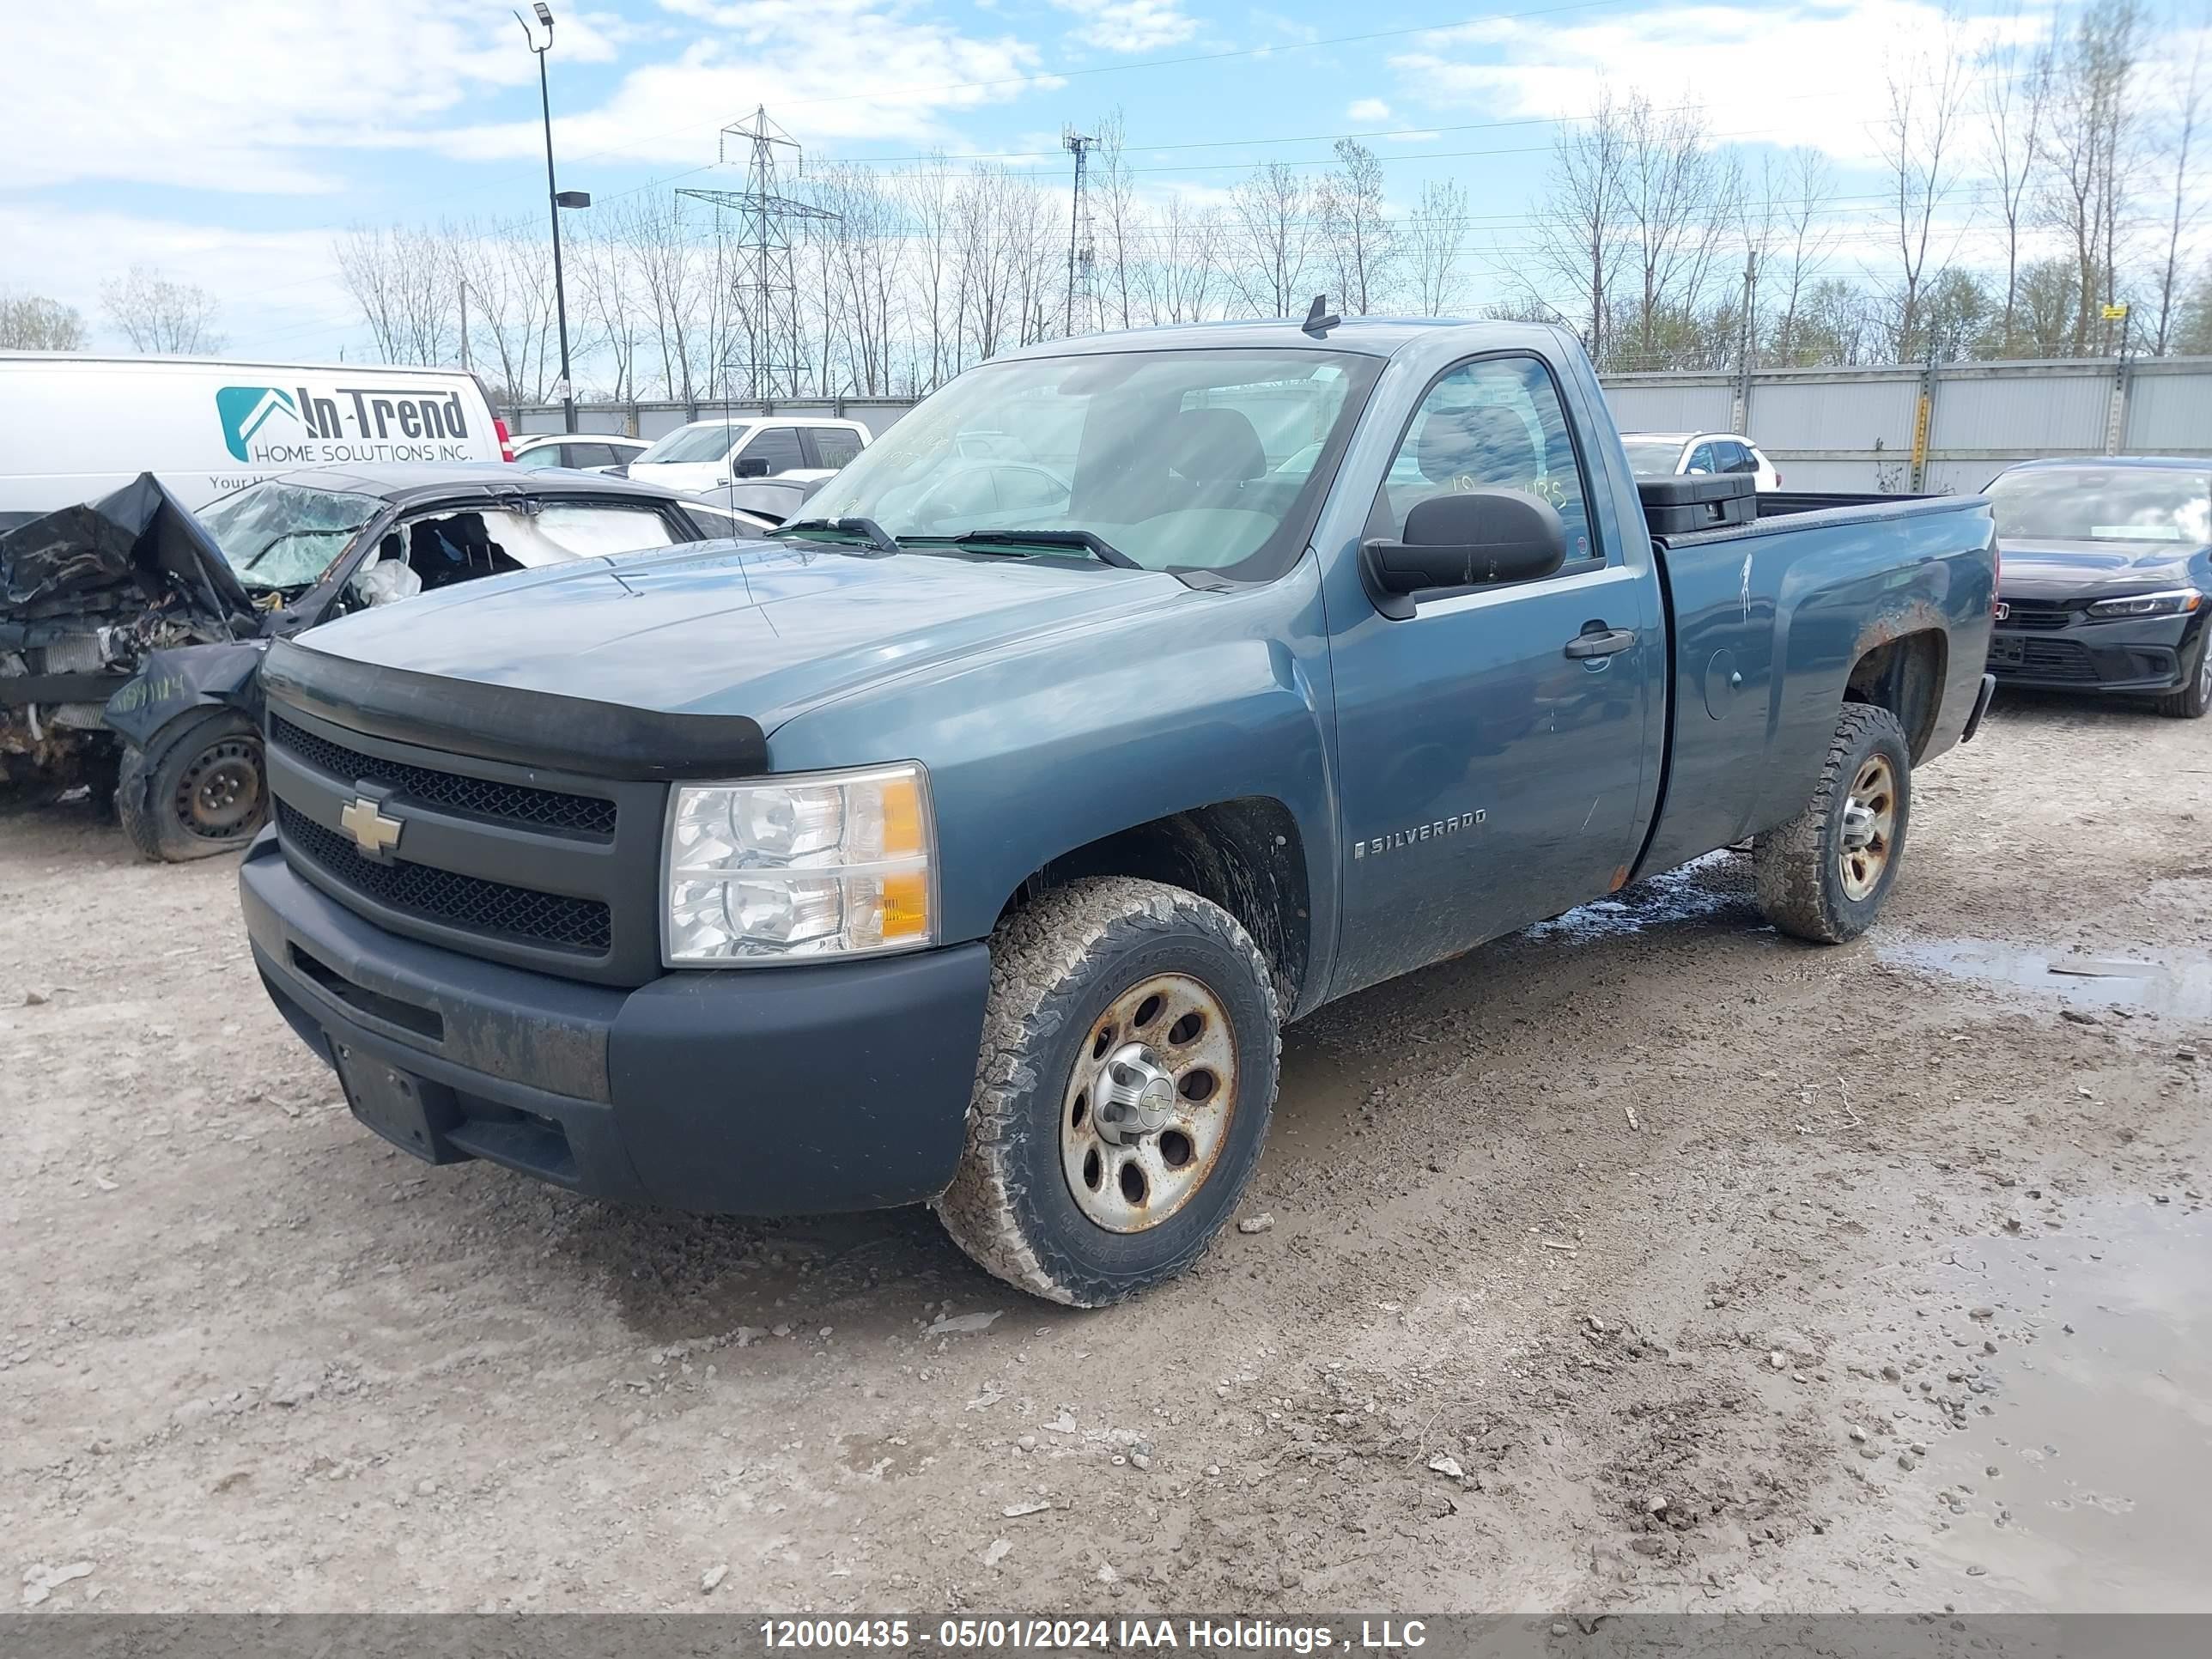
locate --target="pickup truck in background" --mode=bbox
[239,316,1999,1305]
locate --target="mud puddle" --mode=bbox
[1881,939,2212,1021]
[1908,1199,2212,1608]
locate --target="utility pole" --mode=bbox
[458,279,471,373]
[517,4,589,432]
[1063,127,1097,337]
[1733,250,1759,434]
[680,106,836,401]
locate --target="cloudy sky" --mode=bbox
[1,0,2203,359]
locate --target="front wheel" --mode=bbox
[933,877,1281,1306]
[117,708,267,861]
[2157,630,2212,719]
[1753,702,1912,944]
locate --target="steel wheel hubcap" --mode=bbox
[175,740,263,838]
[1061,972,1237,1233]
[1838,753,1896,901]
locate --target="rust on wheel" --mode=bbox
[1060,971,1237,1234]
[173,738,264,841]
[1837,752,1896,901]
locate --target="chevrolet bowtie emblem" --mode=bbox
[339,796,404,857]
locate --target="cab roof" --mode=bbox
[259,462,693,506]
[993,315,1579,363]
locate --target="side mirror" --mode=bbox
[732,456,770,479]
[1360,489,1569,619]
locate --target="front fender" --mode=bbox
[102,640,270,753]
[766,563,1341,992]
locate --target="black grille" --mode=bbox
[1990,637,2098,681]
[1998,599,2070,630]
[271,717,617,839]
[277,802,611,954]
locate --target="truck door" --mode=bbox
[1324,352,1661,998]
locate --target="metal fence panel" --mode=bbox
[1747,373,1918,452]
[2124,365,2212,455]
[1600,379,1734,433]
[1929,365,2110,454]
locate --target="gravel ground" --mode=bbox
[3,690,2208,1615]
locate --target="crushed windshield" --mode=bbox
[637,422,748,465]
[796,347,1383,578]
[198,482,382,590]
[1989,468,2212,544]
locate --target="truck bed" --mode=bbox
[1636,489,1997,878]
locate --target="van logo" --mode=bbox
[216,386,298,461]
[1352,810,1484,859]
[214,383,474,465]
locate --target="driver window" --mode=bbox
[1373,356,1598,566]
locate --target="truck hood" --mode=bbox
[296,536,1190,732]
[1996,538,2208,602]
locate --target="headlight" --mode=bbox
[663,763,934,964]
[2087,587,2202,618]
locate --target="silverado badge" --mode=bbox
[339,797,404,858]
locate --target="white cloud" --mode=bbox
[0,205,352,355]
[1389,1,2040,167]
[1346,98,1392,123]
[431,1,1059,162]
[1048,0,1199,55]
[1,3,598,195]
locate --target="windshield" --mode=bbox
[799,346,1382,576]
[1989,467,2212,544]
[198,482,382,590]
[636,422,747,465]
[1620,437,1686,474]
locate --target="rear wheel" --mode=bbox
[2156,630,2212,719]
[933,878,1280,1306]
[118,709,267,861]
[1753,702,1912,944]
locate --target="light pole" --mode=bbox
[516,3,587,433]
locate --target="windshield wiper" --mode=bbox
[770,516,902,555]
[945,528,1142,570]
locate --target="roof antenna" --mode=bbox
[1301,294,1340,337]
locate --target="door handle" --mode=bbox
[1565,627,1637,659]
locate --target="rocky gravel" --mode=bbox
[3,688,2208,1613]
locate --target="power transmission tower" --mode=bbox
[1062,127,1097,337]
[679,106,837,400]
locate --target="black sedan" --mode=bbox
[1984,458,2211,719]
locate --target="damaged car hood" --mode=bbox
[0,472,258,633]
[286,535,1194,732]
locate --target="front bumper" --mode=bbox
[1986,611,2197,695]
[241,830,991,1214]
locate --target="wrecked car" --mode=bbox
[1,465,763,861]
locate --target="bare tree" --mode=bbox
[2042,1,2147,353]
[100,264,225,354]
[1226,161,1318,319]
[1979,13,2053,353]
[1882,10,1974,361]
[2151,15,2209,354]
[902,160,958,390]
[1402,179,1469,316]
[334,223,461,368]
[1089,111,1140,333]
[1522,85,1629,360]
[1616,93,1741,368]
[1767,149,1838,362]
[1130,196,1224,325]
[1317,139,1395,315]
[0,292,88,350]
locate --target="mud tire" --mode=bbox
[1753,702,1912,944]
[933,877,1280,1307]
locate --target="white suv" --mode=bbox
[627,417,870,494]
[1620,431,1782,492]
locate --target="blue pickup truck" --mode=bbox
[240,317,1998,1304]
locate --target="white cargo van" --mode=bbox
[0,353,512,528]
